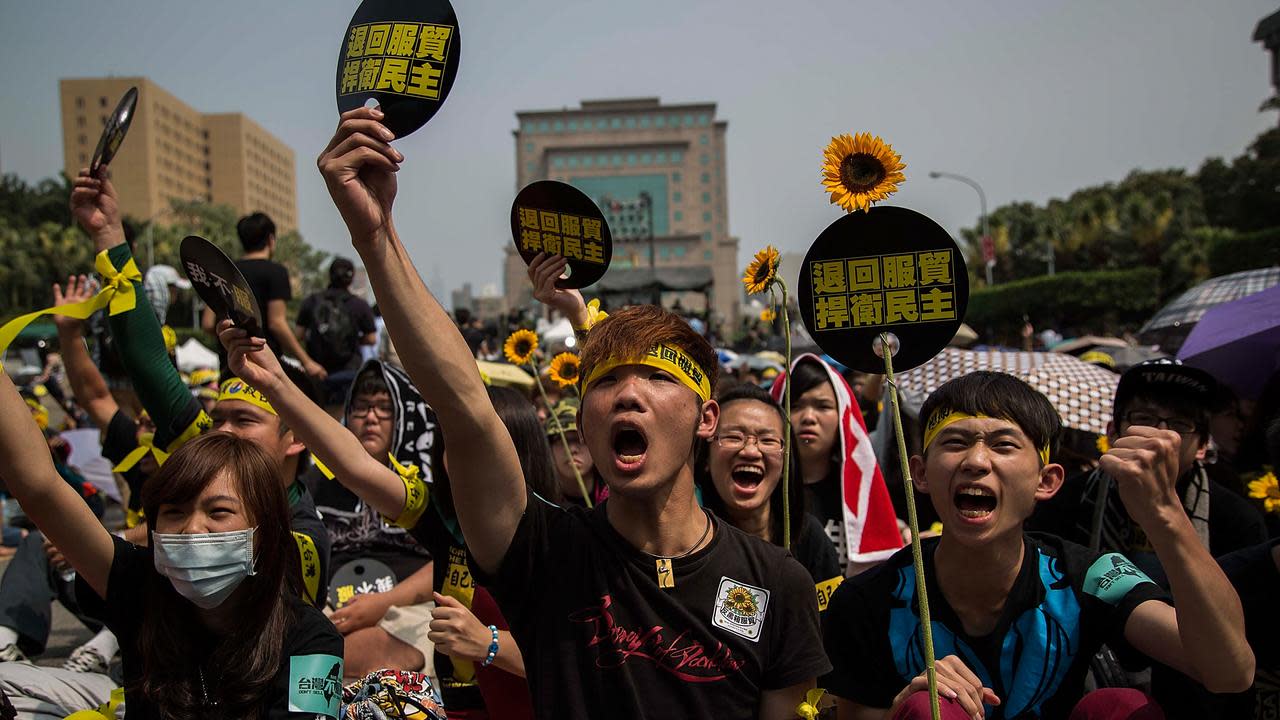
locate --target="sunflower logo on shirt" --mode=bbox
[712,577,770,642]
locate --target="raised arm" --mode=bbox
[1105,426,1255,693]
[219,321,406,518]
[0,371,113,597]
[316,107,525,573]
[69,170,204,450]
[52,274,118,429]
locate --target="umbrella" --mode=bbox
[476,360,534,390]
[1050,335,1129,355]
[1139,267,1280,353]
[895,348,1119,435]
[1178,284,1280,401]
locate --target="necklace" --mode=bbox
[198,665,219,708]
[638,509,713,589]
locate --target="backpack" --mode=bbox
[306,289,358,370]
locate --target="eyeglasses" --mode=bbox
[1121,411,1197,435]
[349,402,394,419]
[715,432,783,453]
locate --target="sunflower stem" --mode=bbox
[533,360,593,509]
[778,279,793,552]
[880,332,940,720]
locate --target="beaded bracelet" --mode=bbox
[481,625,499,667]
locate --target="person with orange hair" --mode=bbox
[317,106,829,720]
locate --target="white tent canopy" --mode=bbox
[176,337,219,374]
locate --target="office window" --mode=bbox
[702,212,711,221]
[699,135,708,145]
[639,116,651,128]
[655,115,666,128]
[624,117,636,129]
[702,192,710,203]
[598,154,609,166]
[700,154,709,165]
[698,114,710,126]
[76,97,84,108]
[582,156,594,168]
[640,153,652,165]
[99,97,108,107]
[553,120,563,132]
[702,172,710,183]
[525,142,534,152]
[567,156,579,168]
[626,153,637,166]
[552,157,564,168]
[684,114,695,126]
[704,250,713,260]
[673,192,682,203]
[537,121,549,132]
[610,117,622,129]
[568,120,578,131]
[674,211,683,221]
[656,152,667,164]
[671,151,683,163]
[611,154,622,166]
[672,172,681,183]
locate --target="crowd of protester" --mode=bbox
[0,106,1272,720]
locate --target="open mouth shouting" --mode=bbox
[610,421,650,474]
[954,485,997,522]
[729,464,765,497]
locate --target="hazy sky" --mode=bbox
[1,1,1275,303]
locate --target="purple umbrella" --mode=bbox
[1178,284,1280,400]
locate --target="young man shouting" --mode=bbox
[317,106,829,719]
[823,371,1253,720]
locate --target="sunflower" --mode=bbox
[548,352,581,388]
[725,586,759,615]
[503,329,539,366]
[743,245,780,295]
[760,308,777,323]
[1247,471,1280,514]
[821,132,906,213]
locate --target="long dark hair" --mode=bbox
[139,432,299,719]
[695,384,805,549]
[489,385,560,503]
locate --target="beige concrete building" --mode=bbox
[505,97,739,326]
[59,77,297,232]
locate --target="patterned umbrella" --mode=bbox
[1138,267,1280,353]
[894,348,1118,435]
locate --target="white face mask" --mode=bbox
[152,528,257,609]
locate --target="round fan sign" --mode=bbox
[327,558,398,610]
[797,206,969,374]
[510,181,613,289]
[335,0,461,138]
[179,236,264,337]
[90,87,139,175]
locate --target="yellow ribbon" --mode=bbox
[923,411,1050,465]
[25,399,49,431]
[574,298,608,332]
[584,342,712,403]
[796,688,826,720]
[292,531,320,606]
[0,250,140,364]
[112,432,169,473]
[63,687,125,720]
[313,453,431,529]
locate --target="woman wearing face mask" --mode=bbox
[0,371,343,720]
[772,354,903,577]
[696,384,841,607]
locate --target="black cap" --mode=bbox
[1113,358,1218,416]
[329,257,355,288]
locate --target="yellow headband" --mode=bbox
[583,342,712,403]
[217,378,277,416]
[922,410,1050,465]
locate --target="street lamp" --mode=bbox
[928,171,992,286]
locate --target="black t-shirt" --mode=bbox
[305,466,430,583]
[407,500,485,711]
[476,493,831,720]
[793,513,844,613]
[290,483,333,610]
[1029,469,1268,582]
[804,469,847,574]
[100,409,147,515]
[77,535,344,719]
[824,533,1168,720]
[234,259,292,356]
[1150,539,1280,720]
[296,289,376,373]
